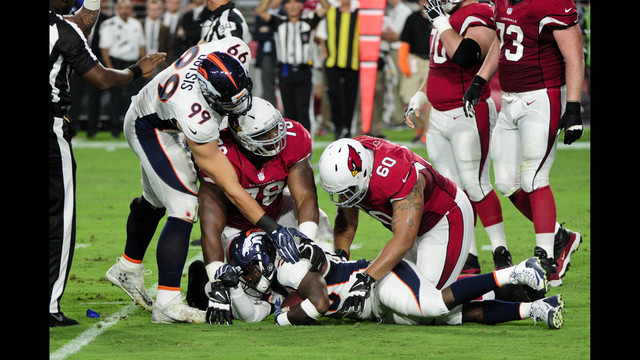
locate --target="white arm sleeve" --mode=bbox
[229,286,272,323]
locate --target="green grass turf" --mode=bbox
[49,128,590,359]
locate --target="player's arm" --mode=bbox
[364,174,425,281]
[333,206,359,260]
[554,24,584,104]
[256,0,273,23]
[440,25,496,67]
[82,52,167,90]
[64,0,100,37]
[474,37,499,83]
[229,286,273,322]
[188,139,267,224]
[197,180,228,268]
[275,270,330,325]
[287,158,320,238]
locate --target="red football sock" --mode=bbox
[508,189,533,222]
[529,185,556,235]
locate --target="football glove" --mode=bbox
[463,75,487,117]
[299,238,326,273]
[273,298,290,326]
[214,263,240,288]
[206,281,233,325]
[423,0,447,24]
[558,101,583,145]
[404,91,428,126]
[340,272,376,314]
[267,225,303,263]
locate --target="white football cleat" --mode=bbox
[530,294,565,329]
[510,257,548,294]
[151,293,206,324]
[106,258,154,311]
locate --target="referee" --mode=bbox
[199,0,250,44]
[49,0,165,327]
[256,0,329,133]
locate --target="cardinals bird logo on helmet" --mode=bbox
[347,145,362,177]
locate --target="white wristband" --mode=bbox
[205,261,225,282]
[83,0,100,11]
[433,16,453,34]
[298,221,318,241]
[300,298,322,320]
[275,311,291,325]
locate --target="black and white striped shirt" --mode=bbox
[201,3,250,44]
[268,13,321,66]
[49,10,98,114]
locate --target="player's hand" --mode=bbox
[558,102,583,145]
[299,239,326,273]
[340,272,376,314]
[463,75,487,117]
[273,298,290,326]
[334,249,350,261]
[404,91,428,128]
[136,52,167,76]
[214,263,241,288]
[422,0,447,24]
[267,226,303,263]
[206,281,233,325]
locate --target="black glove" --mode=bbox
[299,239,326,273]
[334,249,350,261]
[206,281,233,325]
[267,225,303,263]
[340,272,376,314]
[215,263,240,287]
[558,102,583,145]
[463,75,487,117]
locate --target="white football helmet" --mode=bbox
[318,138,373,207]
[228,97,287,157]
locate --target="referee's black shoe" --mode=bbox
[50,312,78,327]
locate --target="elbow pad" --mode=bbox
[451,38,482,68]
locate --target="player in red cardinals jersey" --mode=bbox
[318,136,476,311]
[463,0,584,287]
[192,97,333,324]
[404,0,516,282]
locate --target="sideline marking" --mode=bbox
[50,254,203,360]
[73,140,591,151]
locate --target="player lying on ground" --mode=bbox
[188,97,334,324]
[186,229,565,329]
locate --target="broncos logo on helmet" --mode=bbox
[347,145,362,177]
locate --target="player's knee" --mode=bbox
[520,173,549,194]
[307,291,330,315]
[463,183,491,203]
[130,196,166,222]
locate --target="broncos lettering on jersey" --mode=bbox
[200,120,312,229]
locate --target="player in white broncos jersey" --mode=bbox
[187,229,566,329]
[106,38,303,324]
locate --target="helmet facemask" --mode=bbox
[197,52,254,116]
[230,98,287,157]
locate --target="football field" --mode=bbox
[49,128,590,360]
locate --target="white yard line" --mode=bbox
[50,253,203,360]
